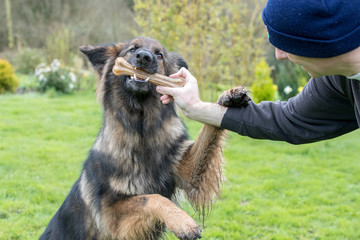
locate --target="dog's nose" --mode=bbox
[136,50,153,65]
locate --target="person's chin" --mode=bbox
[307,71,321,79]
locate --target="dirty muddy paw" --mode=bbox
[217,86,251,108]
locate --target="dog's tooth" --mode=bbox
[134,74,137,79]
[145,77,150,82]
[134,67,137,70]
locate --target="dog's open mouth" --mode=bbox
[126,70,150,83]
[123,71,153,95]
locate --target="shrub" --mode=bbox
[35,59,77,94]
[76,71,97,92]
[72,55,96,92]
[14,48,45,74]
[276,63,299,100]
[268,56,309,101]
[0,59,19,94]
[251,58,275,103]
[16,73,39,93]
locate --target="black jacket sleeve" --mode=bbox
[220,75,358,144]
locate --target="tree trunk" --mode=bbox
[5,0,14,49]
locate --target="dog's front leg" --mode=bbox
[176,124,226,214]
[175,86,251,215]
[102,194,201,240]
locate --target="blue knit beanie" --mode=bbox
[262,0,360,58]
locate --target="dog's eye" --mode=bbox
[129,48,136,53]
[157,53,163,60]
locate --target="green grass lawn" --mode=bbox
[1,92,359,240]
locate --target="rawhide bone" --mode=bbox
[112,57,185,88]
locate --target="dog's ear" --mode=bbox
[79,43,125,75]
[167,52,188,75]
[79,45,108,74]
[169,52,188,70]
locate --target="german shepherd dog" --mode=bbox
[39,37,250,240]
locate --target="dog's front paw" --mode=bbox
[165,211,202,240]
[177,224,202,240]
[217,86,251,108]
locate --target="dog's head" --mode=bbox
[79,37,187,107]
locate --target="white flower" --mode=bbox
[61,75,65,80]
[69,83,74,89]
[68,72,77,83]
[35,63,47,76]
[284,85,293,95]
[35,68,42,76]
[51,59,61,71]
[44,67,51,73]
[38,74,46,82]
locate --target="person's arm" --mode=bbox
[157,69,358,144]
[221,75,358,144]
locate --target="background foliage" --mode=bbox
[0,59,18,93]
[251,58,275,103]
[0,0,280,101]
[0,0,136,51]
[14,48,45,75]
[0,0,311,101]
[266,50,310,100]
[134,0,268,101]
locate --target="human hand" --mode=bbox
[156,68,202,117]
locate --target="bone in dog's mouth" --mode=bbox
[113,57,185,88]
[128,68,150,83]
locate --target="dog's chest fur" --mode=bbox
[87,104,191,198]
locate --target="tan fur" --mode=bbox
[175,125,227,221]
[101,194,200,240]
[99,122,227,237]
